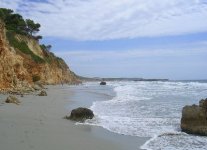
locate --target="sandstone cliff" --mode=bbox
[0,20,80,92]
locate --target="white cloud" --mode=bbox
[56,47,207,65]
[1,0,207,40]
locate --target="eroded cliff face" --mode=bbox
[0,20,80,91]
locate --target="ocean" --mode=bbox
[83,81,207,150]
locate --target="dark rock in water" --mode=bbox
[65,107,94,121]
[181,98,207,136]
[5,95,20,105]
[100,81,106,85]
[38,90,47,96]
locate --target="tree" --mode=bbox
[0,8,42,37]
[0,8,13,20]
[0,8,53,51]
[6,13,26,34]
[41,44,52,51]
[0,8,26,34]
[45,45,52,51]
[25,19,41,36]
[34,35,43,40]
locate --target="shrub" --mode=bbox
[32,75,40,82]
[6,31,45,63]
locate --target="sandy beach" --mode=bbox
[0,2,206,150]
[0,85,148,150]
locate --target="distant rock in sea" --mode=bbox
[181,98,207,136]
[65,107,94,122]
[100,81,106,85]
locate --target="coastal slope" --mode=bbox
[0,19,79,91]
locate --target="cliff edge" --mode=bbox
[0,20,80,92]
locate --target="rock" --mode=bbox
[65,107,94,121]
[5,95,20,105]
[35,81,45,89]
[100,81,106,85]
[33,84,42,91]
[199,99,207,109]
[38,90,47,96]
[8,91,23,95]
[181,98,207,136]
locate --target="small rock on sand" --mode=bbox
[38,90,47,96]
[5,95,20,105]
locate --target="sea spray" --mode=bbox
[83,81,207,150]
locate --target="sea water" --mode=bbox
[84,81,207,150]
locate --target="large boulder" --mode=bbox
[100,81,106,85]
[38,90,47,96]
[181,98,207,136]
[65,107,94,121]
[5,95,20,105]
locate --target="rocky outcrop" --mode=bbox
[65,107,94,122]
[34,81,45,89]
[33,84,42,91]
[5,95,20,105]
[0,21,30,91]
[181,98,207,136]
[0,20,80,92]
[38,90,47,96]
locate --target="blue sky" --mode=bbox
[1,0,207,79]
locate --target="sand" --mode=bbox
[0,85,148,150]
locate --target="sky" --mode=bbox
[1,0,207,80]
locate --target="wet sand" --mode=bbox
[0,85,148,150]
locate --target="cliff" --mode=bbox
[0,20,80,92]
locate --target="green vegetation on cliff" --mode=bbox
[0,8,65,66]
[0,8,80,88]
[0,8,41,39]
[6,31,45,63]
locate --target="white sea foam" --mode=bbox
[84,81,207,150]
[141,133,207,150]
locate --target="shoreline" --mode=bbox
[65,84,150,150]
[0,84,148,150]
